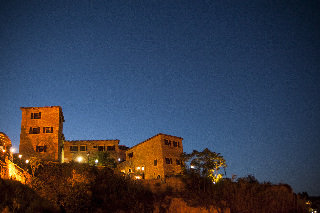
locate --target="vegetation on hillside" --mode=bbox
[2,151,310,213]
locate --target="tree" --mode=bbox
[181,148,226,183]
[29,157,42,177]
[89,151,116,168]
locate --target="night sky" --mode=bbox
[1,1,319,195]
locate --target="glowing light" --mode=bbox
[2,149,5,153]
[118,158,121,161]
[76,156,83,163]
[190,165,195,169]
[137,167,141,170]
[141,167,144,171]
[95,159,98,164]
[25,160,29,163]
[10,147,15,153]
[135,176,141,179]
[18,154,22,159]
[121,170,125,173]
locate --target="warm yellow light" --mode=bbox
[10,147,15,153]
[2,150,5,153]
[18,154,22,159]
[141,166,144,171]
[76,156,83,163]
[135,176,141,179]
[25,160,29,163]
[121,170,125,173]
[190,165,195,169]
[95,159,98,164]
[137,166,141,170]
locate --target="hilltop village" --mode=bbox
[2,106,184,180]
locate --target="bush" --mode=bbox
[0,178,58,213]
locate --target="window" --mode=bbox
[128,152,133,158]
[70,146,78,152]
[31,112,41,119]
[165,158,172,164]
[98,146,105,151]
[129,169,132,173]
[80,146,87,151]
[154,160,157,166]
[164,139,171,146]
[29,127,40,134]
[107,145,115,151]
[43,127,53,133]
[173,141,178,147]
[36,146,47,152]
[176,159,181,165]
[93,146,97,148]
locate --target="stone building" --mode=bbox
[118,133,183,180]
[64,139,127,163]
[19,106,65,162]
[0,132,12,154]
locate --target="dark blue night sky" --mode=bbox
[1,1,319,195]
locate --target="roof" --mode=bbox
[127,133,183,151]
[20,106,62,110]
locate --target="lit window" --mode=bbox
[137,167,141,170]
[135,176,141,179]
[141,167,144,171]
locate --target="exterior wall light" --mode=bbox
[137,166,141,170]
[190,165,195,169]
[141,167,144,171]
[95,159,98,164]
[25,159,29,163]
[76,156,83,163]
[135,176,141,179]
[18,154,22,159]
[118,158,121,161]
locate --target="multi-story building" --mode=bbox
[17,106,184,180]
[118,133,183,180]
[19,106,65,162]
[64,140,128,163]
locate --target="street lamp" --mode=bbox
[25,159,29,163]
[18,154,22,159]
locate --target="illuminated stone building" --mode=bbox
[19,106,65,162]
[118,133,183,180]
[64,139,127,163]
[0,132,12,154]
[17,106,184,180]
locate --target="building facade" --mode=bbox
[17,106,184,180]
[64,139,127,163]
[19,106,65,162]
[118,133,183,180]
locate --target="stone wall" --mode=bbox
[119,134,183,180]
[0,156,31,185]
[64,140,124,163]
[19,106,64,162]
